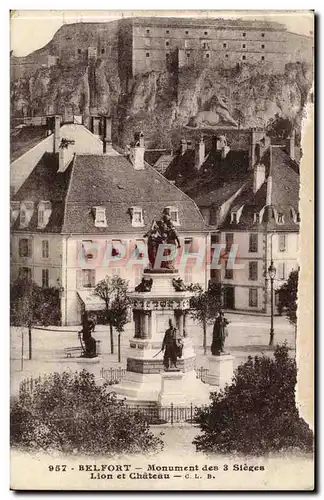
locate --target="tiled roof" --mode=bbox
[219,147,300,232]
[12,152,207,235]
[10,125,48,162]
[63,155,207,233]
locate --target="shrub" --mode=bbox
[194,344,313,455]
[11,370,163,456]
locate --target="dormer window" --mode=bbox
[11,201,20,225]
[230,212,237,224]
[130,206,144,227]
[254,213,260,224]
[38,201,52,228]
[164,206,180,226]
[277,213,284,224]
[20,201,34,228]
[290,206,300,224]
[93,206,107,227]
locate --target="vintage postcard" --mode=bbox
[10,9,314,491]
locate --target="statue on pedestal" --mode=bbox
[162,319,183,370]
[144,211,181,270]
[211,311,230,356]
[80,312,97,358]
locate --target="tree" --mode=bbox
[277,269,299,326]
[266,113,294,142]
[194,344,313,455]
[94,275,130,358]
[187,282,222,355]
[11,278,60,362]
[11,370,163,455]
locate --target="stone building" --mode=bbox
[10,124,208,325]
[164,128,300,313]
[11,17,313,82]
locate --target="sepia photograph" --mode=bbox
[9,9,314,491]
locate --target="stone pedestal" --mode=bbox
[206,354,234,389]
[114,270,210,406]
[159,371,186,406]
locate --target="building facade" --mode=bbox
[11,129,209,325]
[11,17,313,82]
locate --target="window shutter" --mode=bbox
[28,239,32,257]
[76,270,82,289]
[91,270,96,287]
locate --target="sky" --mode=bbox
[10,9,314,57]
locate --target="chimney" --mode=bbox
[130,132,145,170]
[53,115,61,153]
[288,129,295,160]
[180,138,187,155]
[92,116,101,136]
[194,136,205,170]
[103,117,112,154]
[253,164,266,193]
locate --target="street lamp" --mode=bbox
[268,260,276,346]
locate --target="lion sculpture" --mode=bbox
[189,96,238,129]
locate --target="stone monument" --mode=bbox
[115,211,210,407]
[206,310,234,389]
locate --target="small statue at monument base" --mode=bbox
[211,311,230,356]
[162,319,183,371]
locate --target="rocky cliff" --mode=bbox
[11,42,313,149]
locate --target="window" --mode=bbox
[223,43,227,48]
[42,240,49,259]
[185,30,189,34]
[165,40,170,47]
[164,206,179,225]
[277,213,284,224]
[78,49,81,54]
[277,262,285,280]
[230,212,237,224]
[131,206,144,227]
[242,44,246,48]
[202,42,208,49]
[38,201,52,228]
[249,233,258,252]
[261,44,265,49]
[278,234,287,252]
[77,269,96,289]
[186,52,190,58]
[249,287,258,307]
[225,54,229,59]
[20,208,27,226]
[184,238,194,254]
[205,53,210,59]
[184,39,190,48]
[254,213,260,224]
[242,55,246,60]
[225,233,233,252]
[204,31,208,35]
[146,52,150,58]
[38,207,44,226]
[82,240,97,262]
[101,48,105,54]
[261,33,265,37]
[249,261,258,281]
[19,238,32,258]
[134,240,145,258]
[93,206,107,227]
[166,30,169,34]
[19,267,32,280]
[42,269,49,288]
[296,212,301,223]
[11,201,20,224]
[242,32,246,37]
[146,29,150,34]
[225,266,233,280]
[261,56,265,61]
[111,240,121,257]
